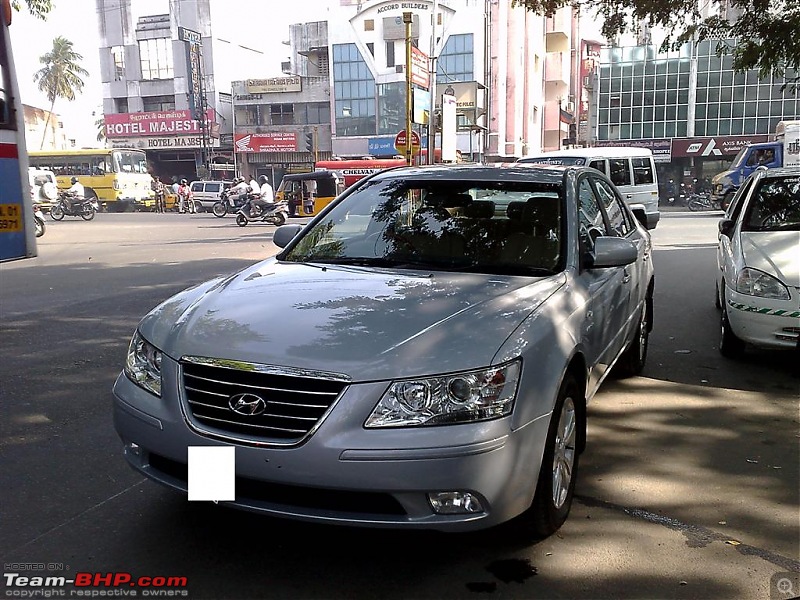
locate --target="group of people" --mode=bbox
[228,175,274,218]
[151,176,195,213]
[150,174,274,216]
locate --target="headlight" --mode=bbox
[735,268,790,300]
[365,361,521,428]
[124,330,163,396]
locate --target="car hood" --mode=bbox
[139,260,566,381]
[740,232,800,287]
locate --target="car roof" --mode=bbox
[368,162,572,185]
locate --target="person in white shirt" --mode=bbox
[248,177,260,196]
[251,175,275,217]
[64,176,85,211]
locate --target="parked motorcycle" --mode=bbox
[687,192,723,212]
[235,198,289,227]
[33,203,46,237]
[212,189,251,218]
[50,192,96,221]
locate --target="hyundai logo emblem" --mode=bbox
[228,393,267,416]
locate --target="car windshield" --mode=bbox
[282,177,565,276]
[742,176,800,231]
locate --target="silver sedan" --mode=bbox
[113,163,655,537]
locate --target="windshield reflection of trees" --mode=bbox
[745,179,800,230]
[284,178,564,274]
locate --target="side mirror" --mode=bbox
[589,236,638,269]
[718,219,735,238]
[273,224,303,248]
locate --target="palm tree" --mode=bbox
[33,36,89,149]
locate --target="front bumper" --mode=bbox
[112,368,551,531]
[725,286,800,349]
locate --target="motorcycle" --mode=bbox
[212,189,251,218]
[235,198,289,227]
[50,192,96,221]
[33,203,46,237]
[687,192,723,212]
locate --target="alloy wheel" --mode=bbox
[552,396,577,510]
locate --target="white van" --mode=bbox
[517,147,660,229]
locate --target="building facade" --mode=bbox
[95,0,258,182]
[23,105,69,151]
[594,40,799,185]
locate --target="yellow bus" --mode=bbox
[28,148,154,212]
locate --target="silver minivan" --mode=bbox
[518,147,660,229]
[189,180,232,212]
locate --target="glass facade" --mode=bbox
[138,38,173,81]
[436,34,474,83]
[333,43,376,136]
[377,82,405,135]
[598,40,798,140]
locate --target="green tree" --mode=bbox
[33,36,89,149]
[512,0,800,90]
[11,0,53,19]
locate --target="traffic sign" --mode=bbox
[394,129,421,154]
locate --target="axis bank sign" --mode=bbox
[104,109,214,138]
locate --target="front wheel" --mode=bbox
[615,294,652,377]
[50,205,65,221]
[34,216,46,237]
[271,212,287,227]
[520,374,582,538]
[81,207,96,221]
[212,202,227,218]
[720,303,746,358]
[235,213,248,227]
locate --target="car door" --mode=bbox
[575,175,629,392]
[592,175,648,344]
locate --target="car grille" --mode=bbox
[181,358,349,445]
[776,327,800,343]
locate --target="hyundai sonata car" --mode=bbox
[716,167,800,357]
[113,163,655,536]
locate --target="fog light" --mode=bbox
[428,491,484,514]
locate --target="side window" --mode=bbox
[589,159,606,175]
[593,177,632,236]
[632,157,654,184]
[727,176,756,221]
[609,158,632,187]
[190,183,203,193]
[578,177,607,252]
[206,183,221,193]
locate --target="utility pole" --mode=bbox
[427,0,438,164]
[404,12,413,166]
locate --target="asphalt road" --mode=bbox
[1,210,798,600]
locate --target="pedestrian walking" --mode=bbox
[151,175,166,213]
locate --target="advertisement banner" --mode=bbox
[105,109,214,138]
[411,46,430,89]
[234,133,298,153]
[595,138,673,163]
[108,136,221,150]
[245,77,301,94]
[671,135,768,157]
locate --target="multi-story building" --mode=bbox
[231,0,587,178]
[22,105,69,151]
[593,39,799,185]
[95,0,266,182]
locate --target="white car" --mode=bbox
[113,163,654,537]
[716,167,800,356]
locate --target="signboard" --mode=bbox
[104,109,215,138]
[108,136,221,150]
[246,77,301,94]
[440,94,457,162]
[368,137,397,156]
[179,27,204,121]
[411,46,429,89]
[394,129,421,154]
[595,138,673,163]
[234,132,298,153]
[670,135,768,158]
[434,81,480,111]
[413,88,430,125]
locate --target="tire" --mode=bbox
[41,181,58,201]
[193,201,202,213]
[235,214,248,227]
[615,293,652,377]
[273,212,287,227]
[50,205,65,221]
[720,302,746,358]
[520,374,582,538]
[34,216,45,237]
[81,206,96,221]
[212,202,227,218]
[714,279,722,309]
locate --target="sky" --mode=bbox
[8,0,329,147]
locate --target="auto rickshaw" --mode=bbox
[276,171,344,217]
